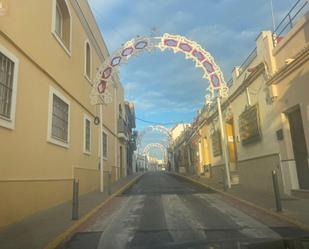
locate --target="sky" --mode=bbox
[88,0,298,158]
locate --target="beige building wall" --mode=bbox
[0,0,127,227]
[269,11,309,194]
[204,9,309,194]
[171,123,190,142]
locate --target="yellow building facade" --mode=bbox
[0,0,127,227]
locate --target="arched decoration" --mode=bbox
[136,125,172,149]
[90,33,229,106]
[143,143,167,163]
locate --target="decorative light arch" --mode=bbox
[143,143,167,163]
[91,33,232,189]
[136,125,171,149]
[90,33,228,106]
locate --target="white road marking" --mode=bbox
[195,193,281,239]
[96,195,145,249]
[84,199,126,232]
[161,194,207,242]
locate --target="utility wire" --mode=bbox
[89,3,189,128]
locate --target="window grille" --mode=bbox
[52,94,69,142]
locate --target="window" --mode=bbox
[85,41,91,80]
[52,95,69,141]
[102,132,107,159]
[239,104,261,145]
[47,87,70,147]
[83,115,91,153]
[0,45,19,130]
[55,3,62,37]
[52,0,71,54]
[211,130,222,157]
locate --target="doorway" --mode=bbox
[202,137,211,177]
[225,118,237,172]
[287,106,309,189]
[120,145,123,178]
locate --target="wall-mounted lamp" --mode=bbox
[285,58,295,65]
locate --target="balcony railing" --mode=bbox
[273,0,308,46]
[239,47,257,72]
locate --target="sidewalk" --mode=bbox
[178,173,309,229]
[0,173,141,249]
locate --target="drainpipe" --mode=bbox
[114,87,118,180]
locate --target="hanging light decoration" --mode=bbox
[90,33,229,106]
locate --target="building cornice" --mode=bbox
[69,0,108,62]
[266,44,309,86]
[0,30,119,139]
[206,63,265,124]
[176,44,309,148]
[70,0,119,88]
[174,63,266,150]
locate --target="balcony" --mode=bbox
[118,118,128,141]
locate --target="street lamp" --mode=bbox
[216,96,231,189]
[99,105,104,192]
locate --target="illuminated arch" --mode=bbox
[136,125,171,149]
[143,143,167,163]
[90,33,228,106]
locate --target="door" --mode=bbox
[198,141,203,174]
[120,146,123,178]
[287,107,309,189]
[202,137,211,177]
[225,119,237,172]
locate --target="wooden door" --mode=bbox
[203,137,211,177]
[225,119,237,172]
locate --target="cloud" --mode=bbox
[123,81,139,92]
[88,0,123,17]
[89,0,299,131]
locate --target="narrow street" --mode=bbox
[2,1,309,249]
[65,172,309,249]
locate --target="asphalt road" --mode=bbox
[65,172,309,249]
